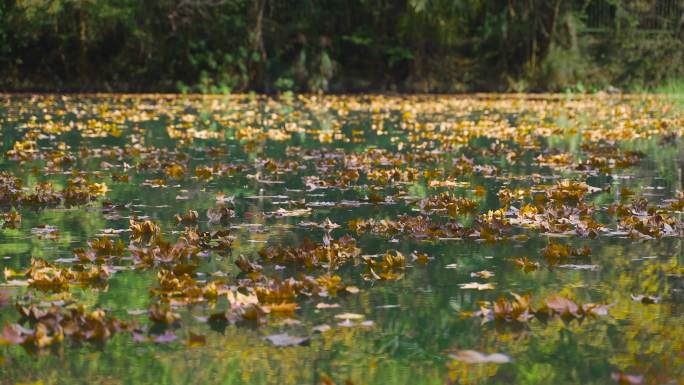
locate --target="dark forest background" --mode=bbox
[1,0,684,93]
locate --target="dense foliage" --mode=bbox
[1,0,684,92]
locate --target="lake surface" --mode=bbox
[0,94,683,385]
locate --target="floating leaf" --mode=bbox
[263,333,309,347]
[459,282,495,290]
[450,350,512,364]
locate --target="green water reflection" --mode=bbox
[0,94,683,385]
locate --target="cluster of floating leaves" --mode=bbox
[466,292,610,326]
[5,258,110,291]
[0,172,107,207]
[0,94,683,384]
[1,304,133,349]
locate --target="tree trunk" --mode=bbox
[249,0,268,91]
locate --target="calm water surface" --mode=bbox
[0,94,683,385]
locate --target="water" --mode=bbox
[0,94,683,385]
